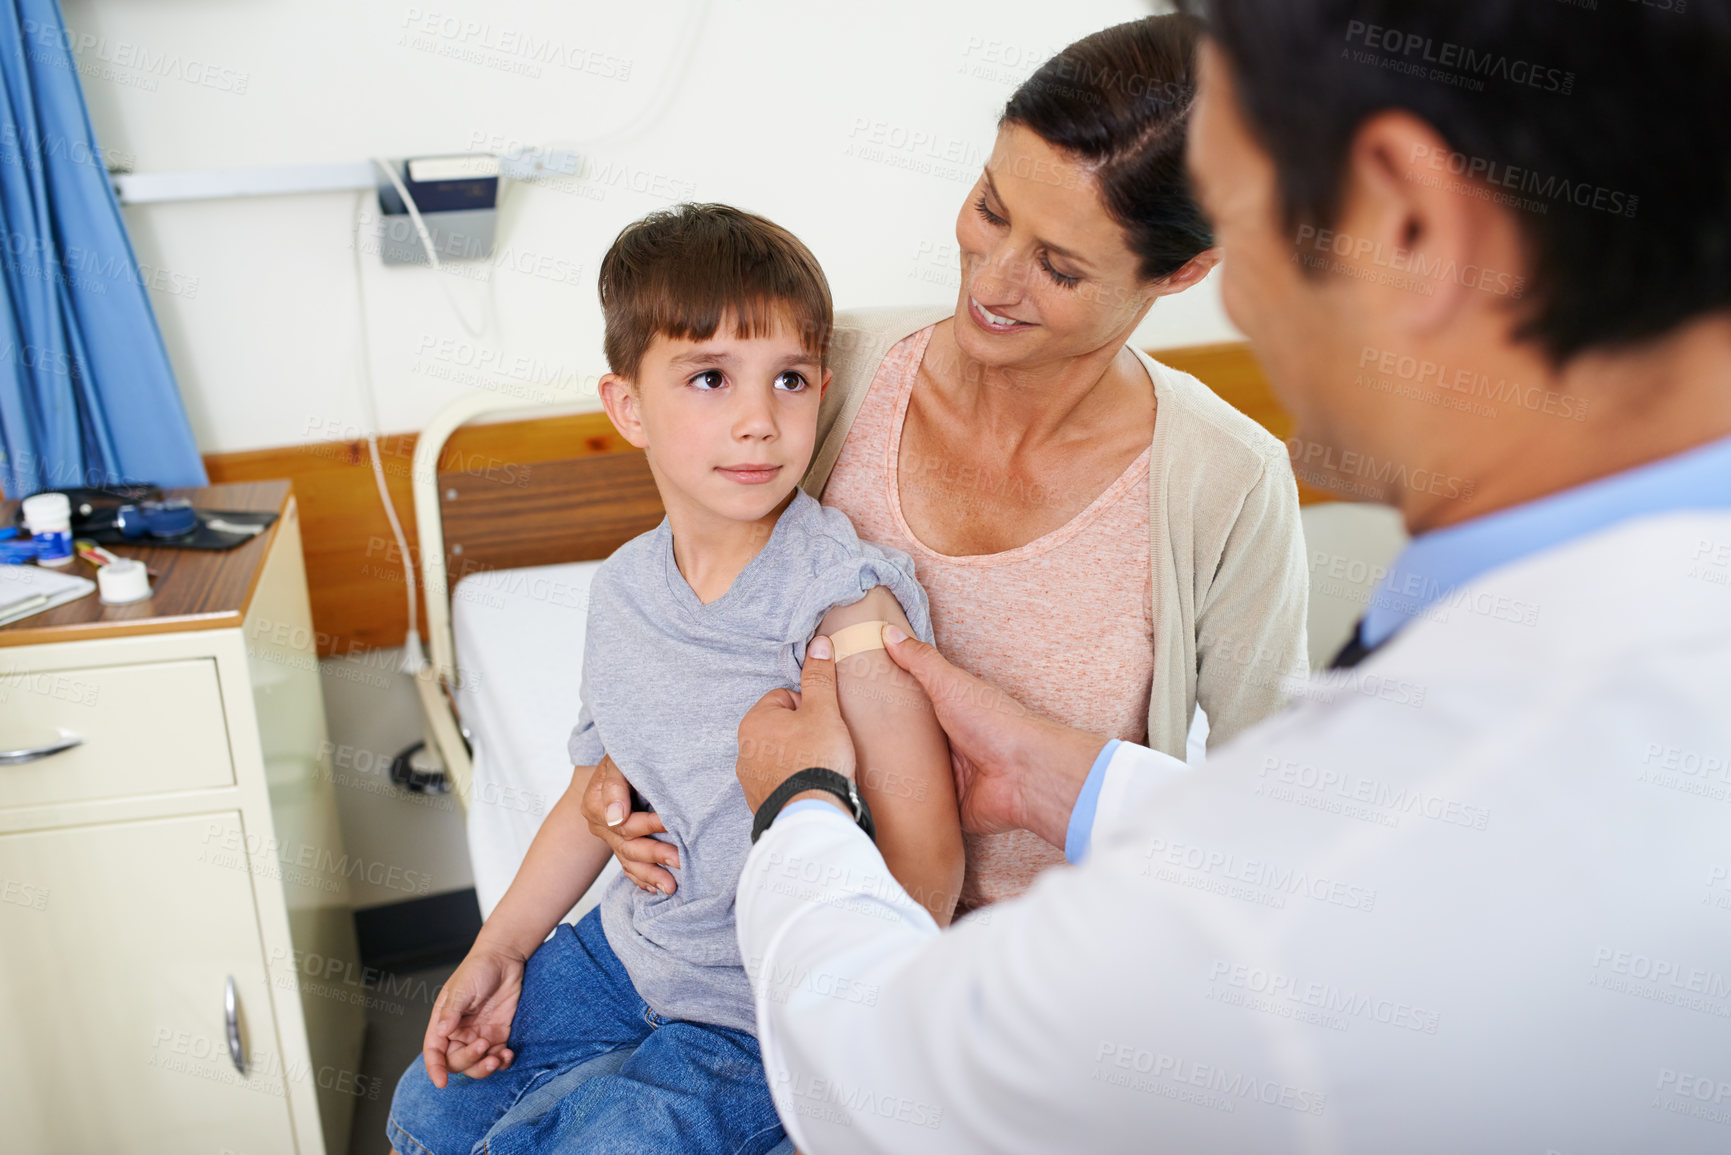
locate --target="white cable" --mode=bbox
[497,0,712,198]
[361,158,489,674]
[473,0,710,355]
[340,0,711,679]
[569,0,711,150]
[371,156,489,338]
[351,189,426,676]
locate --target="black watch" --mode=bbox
[751,767,875,844]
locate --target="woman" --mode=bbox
[589,12,1308,912]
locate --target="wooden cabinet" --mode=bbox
[0,483,364,1155]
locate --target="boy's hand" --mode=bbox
[582,754,680,895]
[737,634,858,812]
[422,941,526,1088]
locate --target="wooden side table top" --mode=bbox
[0,481,292,648]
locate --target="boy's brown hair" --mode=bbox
[598,203,834,382]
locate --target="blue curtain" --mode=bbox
[0,0,205,498]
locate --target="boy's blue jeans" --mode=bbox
[387,907,789,1155]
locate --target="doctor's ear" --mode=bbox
[598,373,649,449]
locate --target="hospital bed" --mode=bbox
[408,380,1406,919]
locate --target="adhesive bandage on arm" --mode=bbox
[826,619,895,660]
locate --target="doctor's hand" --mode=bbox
[736,635,857,813]
[582,754,680,895]
[880,624,1108,849]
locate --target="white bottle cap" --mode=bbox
[98,558,152,604]
[21,492,71,533]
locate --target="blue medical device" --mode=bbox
[113,500,199,540]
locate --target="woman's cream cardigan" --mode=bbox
[799,305,1311,759]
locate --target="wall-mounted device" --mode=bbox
[376,154,499,266]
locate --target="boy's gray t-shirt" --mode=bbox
[566,489,933,1035]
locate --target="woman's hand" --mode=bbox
[581,753,680,895]
[880,625,1109,849]
[421,939,526,1088]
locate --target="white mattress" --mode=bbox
[452,561,621,919]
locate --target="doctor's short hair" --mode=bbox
[598,203,833,383]
[1189,0,1731,365]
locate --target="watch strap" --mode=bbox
[751,767,875,844]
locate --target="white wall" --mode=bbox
[63,0,1237,458]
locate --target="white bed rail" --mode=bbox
[410,391,589,808]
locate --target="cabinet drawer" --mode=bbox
[0,658,234,809]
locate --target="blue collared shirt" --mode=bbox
[1062,433,1731,863]
[1360,433,1731,648]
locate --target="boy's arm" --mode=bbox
[816,587,964,926]
[475,761,617,959]
[424,761,616,1086]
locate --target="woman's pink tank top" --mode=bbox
[822,324,1155,907]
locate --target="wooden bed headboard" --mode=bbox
[437,448,664,591]
[409,392,684,687]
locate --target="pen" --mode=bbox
[0,593,50,623]
[74,539,159,580]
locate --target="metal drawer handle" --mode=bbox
[0,733,82,765]
[225,975,246,1074]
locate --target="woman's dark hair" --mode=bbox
[1188,0,1731,365]
[1002,14,1213,283]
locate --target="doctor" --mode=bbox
[733,2,1731,1152]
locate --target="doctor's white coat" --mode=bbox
[738,510,1731,1154]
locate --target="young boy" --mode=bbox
[387,204,963,1155]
